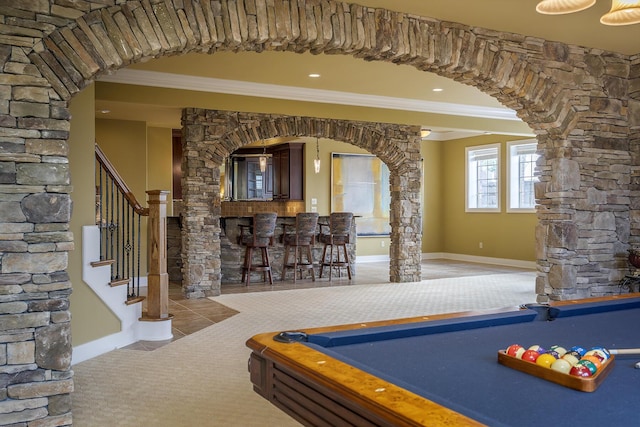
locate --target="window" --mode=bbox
[507,140,539,212]
[466,144,500,212]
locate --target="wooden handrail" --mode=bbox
[95,144,148,216]
[94,144,170,324]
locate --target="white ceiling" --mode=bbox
[95,0,639,139]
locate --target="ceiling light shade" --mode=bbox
[600,0,640,25]
[536,0,596,14]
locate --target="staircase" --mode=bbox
[71,146,173,365]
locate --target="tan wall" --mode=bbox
[422,140,444,253]
[96,119,149,274]
[68,85,121,346]
[96,119,148,198]
[147,127,174,216]
[441,134,537,261]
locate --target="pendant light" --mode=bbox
[536,0,640,25]
[259,139,267,172]
[314,137,321,174]
[536,0,596,14]
[600,0,640,25]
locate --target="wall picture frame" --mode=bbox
[331,153,390,236]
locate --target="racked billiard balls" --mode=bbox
[550,358,572,374]
[528,345,546,354]
[581,355,602,370]
[576,359,598,375]
[570,346,586,357]
[569,364,592,377]
[545,350,560,359]
[549,345,567,357]
[585,349,608,363]
[561,353,580,366]
[590,346,610,360]
[535,353,557,368]
[506,344,525,359]
[521,349,540,363]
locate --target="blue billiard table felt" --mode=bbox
[304,304,640,427]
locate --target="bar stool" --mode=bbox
[238,212,277,286]
[319,212,353,280]
[281,212,319,283]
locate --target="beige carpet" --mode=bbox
[71,271,536,426]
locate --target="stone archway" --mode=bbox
[180,109,422,296]
[2,0,638,423]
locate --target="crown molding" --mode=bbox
[97,69,519,122]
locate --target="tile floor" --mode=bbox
[124,259,532,350]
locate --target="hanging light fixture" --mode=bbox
[314,137,321,174]
[536,0,596,14]
[601,0,640,25]
[259,139,267,173]
[536,0,640,25]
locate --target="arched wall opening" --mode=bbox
[180,109,422,296]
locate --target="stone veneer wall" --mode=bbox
[0,0,639,424]
[181,109,423,297]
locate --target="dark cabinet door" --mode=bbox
[270,143,303,200]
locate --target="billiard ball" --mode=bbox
[562,353,580,366]
[550,358,572,374]
[585,349,608,362]
[565,350,582,360]
[528,345,546,354]
[506,344,525,358]
[581,355,602,370]
[536,353,557,368]
[545,350,560,359]
[570,346,586,357]
[521,349,540,363]
[576,359,598,375]
[590,346,611,360]
[569,364,592,377]
[549,345,567,357]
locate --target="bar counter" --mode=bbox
[220,215,357,284]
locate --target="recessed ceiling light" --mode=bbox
[308,73,321,78]
[432,88,443,92]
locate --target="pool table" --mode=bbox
[246,295,640,427]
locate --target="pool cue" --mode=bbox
[608,348,640,355]
[607,349,640,369]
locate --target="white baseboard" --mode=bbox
[423,252,536,270]
[356,254,390,263]
[358,253,535,270]
[72,331,138,365]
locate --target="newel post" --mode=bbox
[145,190,170,320]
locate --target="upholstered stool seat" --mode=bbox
[319,212,354,280]
[281,212,319,282]
[238,212,277,286]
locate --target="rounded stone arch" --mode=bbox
[181,109,422,296]
[32,1,570,132]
